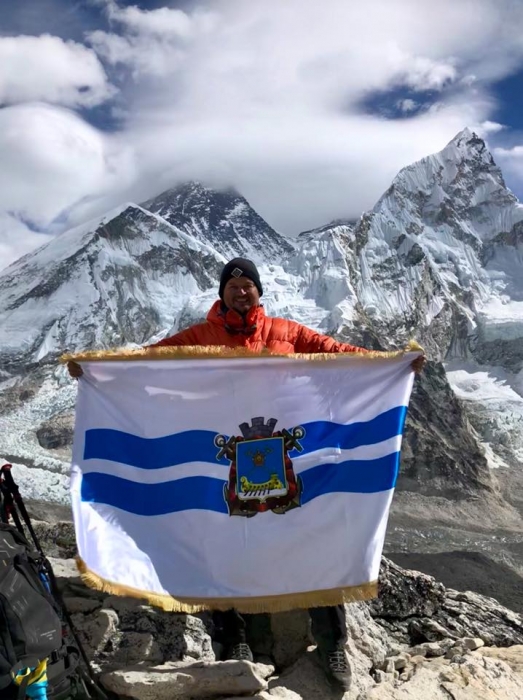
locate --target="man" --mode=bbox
[69,257,425,689]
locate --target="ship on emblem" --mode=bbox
[214,417,305,517]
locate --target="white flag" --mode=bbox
[69,349,417,612]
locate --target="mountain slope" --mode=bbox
[0,130,522,529]
[143,181,294,262]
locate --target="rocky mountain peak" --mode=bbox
[142,180,293,262]
[2,130,523,534]
[379,128,519,242]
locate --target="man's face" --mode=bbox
[223,276,260,314]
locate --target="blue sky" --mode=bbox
[1,0,523,267]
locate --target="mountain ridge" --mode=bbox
[1,129,522,567]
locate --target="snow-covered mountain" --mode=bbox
[1,130,522,518]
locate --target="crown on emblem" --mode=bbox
[239,417,277,439]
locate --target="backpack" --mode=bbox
[0,464,109,700]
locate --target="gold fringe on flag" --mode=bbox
[61,339,423,364]
[76,557,378,613]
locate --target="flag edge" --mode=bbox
[61,340,423,363]
[76,556,378,613]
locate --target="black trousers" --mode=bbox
[215,605,347,654]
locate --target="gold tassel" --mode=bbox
[76,557,377,613]
[61,340,424,364]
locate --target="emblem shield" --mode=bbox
[215,417,305,517]
[236,437,288,501]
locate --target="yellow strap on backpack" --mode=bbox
[13,659,48,699]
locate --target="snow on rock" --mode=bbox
[1,130,523,502]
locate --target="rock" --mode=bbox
[366,653,523,699]
[370,559,445,620]
[109,632,163,667]
[383,658,396,674]
[407,618,456,643]
[48,556,80,582]
[476,645,523,674]
[387,653,411,671]
[461,637,484,651]
[437,590,523,646]
[33,519,76,558]
[345,602,399,670]
[101,660,273,700]
[266,653,352,700]
[271,610,310,669]
[36,411,75,450]
[72,609,119,662]
[410,642,446,658]
[64,596,102,614]
[374,669,389,683]
[222,691,300,700]
[371,559,523,648]
[41,549,523,698]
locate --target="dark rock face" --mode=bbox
[46,538,523,698]
[36,412,75,450]
[371,559,523,648]
[399,363,491,497]
[389,551,523,615]
[143,181,294,260]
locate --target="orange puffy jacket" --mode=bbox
[151,300,367,354]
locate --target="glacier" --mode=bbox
[0,127,523,550]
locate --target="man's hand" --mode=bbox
[67,361,83,378]
[411,355,426,374]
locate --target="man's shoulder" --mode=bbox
[263,314,303,337]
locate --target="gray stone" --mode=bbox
[461,637,484,651]
[267,653,356,700]
[387,653,410,671]
[101,660,273,700]
[410,642,446,658]
[36,411,75,450]
[110,632,163,667]
[72,608,120,661]
[64,596,102,614]
[370,559,445,620]
[47,557,80,581]
[371,558,523,648]
[366,653,523,699]
[271,610,310,669]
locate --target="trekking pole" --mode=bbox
[0,470,25,535]
[0,465,110,699]
[0,464,44,555]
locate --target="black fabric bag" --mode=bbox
[0,465,109,700]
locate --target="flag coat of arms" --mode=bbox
[67,346,419,612]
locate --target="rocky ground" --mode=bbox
[31,519,523,699]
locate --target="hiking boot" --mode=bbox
[318,645,352,690]
[226,642,254,662]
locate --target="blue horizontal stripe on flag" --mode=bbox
[84,430,229,469]
[81,474,229,515]
[83,406,408,470]
[302,406,407,453]
[300,454,400,504]
[80,452,400,515]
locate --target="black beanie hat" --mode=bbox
[219,258,263,299]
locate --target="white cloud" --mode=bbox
[104,0,196,37]
[493,143,523,191]
[3,0,523,269]
[0,103,135,230]
[0,214,52,270]
[477,120,506,135]
[0,34,114,107]
[397,99,418,113]
[88,1,215,77]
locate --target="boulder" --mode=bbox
[101,660,273,700]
